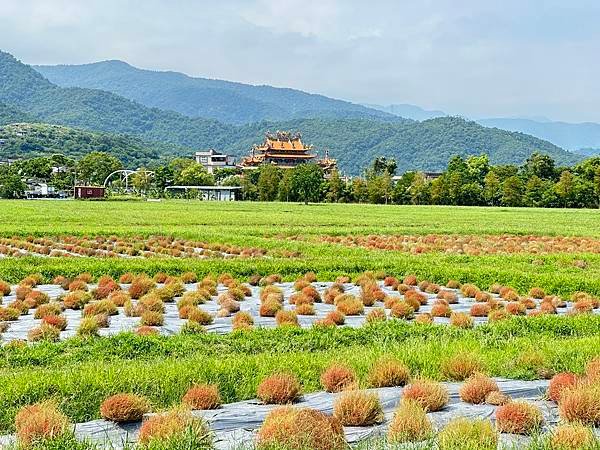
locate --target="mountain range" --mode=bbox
[0,50,585,173]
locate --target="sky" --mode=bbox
[1,0,599,123]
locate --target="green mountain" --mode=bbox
[364,103,447,121]
[34,60,392,124]
[0,102,32,125]
[0,123,188,167]
[0,50,583,174]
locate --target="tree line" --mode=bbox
[1,151,600,208]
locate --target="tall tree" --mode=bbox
[257,165,281,201]
[326,169,343,203]
[176,163,215,186]
[290,164,324,204]
[76,152,123,186]
[555,170,574,208]
[483,172,501,206]
[501,175,523,207]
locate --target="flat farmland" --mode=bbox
[0,200,599,449]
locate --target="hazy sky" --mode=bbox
[1,0,599,123]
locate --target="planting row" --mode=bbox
[0,271,598,343]
[4,355,600,449]
[319,233,600,258]
[0,235,271,259]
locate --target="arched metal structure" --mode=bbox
[103,169,155,190]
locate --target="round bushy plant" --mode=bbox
[15,401,70,447]
[256,406,345,450]
[459,373,499,404]
[368,357,410,387]
[77,317,99,338]
[387,399,432,443]
[28,323,60,342]
[558,384,600,425]
[320,364,356,393]
[257,373,302,404]
[182,384,221,410]
[550,422,597,450]
[137,407,212,448]
[100,393,150,423]
[438,418,497,450]
[548,373,578,402]
[495,401,543,434]
[402,379,449,412]
[333,390,384,426]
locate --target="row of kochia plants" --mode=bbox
[0,268,598,342]
[12,353,600,449]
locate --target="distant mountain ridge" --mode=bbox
[34,60,394,124]
[364,103,447,121]
[0,50,583,174]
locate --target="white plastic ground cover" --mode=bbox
[2,281,596,343]
[4,378,598,449]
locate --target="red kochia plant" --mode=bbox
[325,310,345,325]
[182,384,221,410]
[495,401,543,434]
[558,383,600,425]
[14,401,70,447]
[333,390,384,426]
[585,357,600,383]
[257,373,302,404]
[459,373,499,404]
[402,379,449,412]
[470,303,491,317]
[100,393,150,423]
[42,315,67,331]
[547,373,578,402]
[320,364,357,393]
[0,280,11,296]
[256,407,345,450]
[137,407,211,447]
[368,357,410,387]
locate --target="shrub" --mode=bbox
[402,379,449,412]
[182,384,221,410]
[550,423,597,450]
[325,310,345,325]
[276,310,299,327]
[431,303,451,317]
[459,373,499,404]
[68,280,88,292]
[336,296,364,316]
[119,273,134,284]
[506,301,526,315]
[437,290,457,304]
[63,291,91,310]
[181,290,208,306]
[295,303,315,315]
[460,284,480,298]
[446,280,460,289]
[180,272,197,283]
[260,299,282,317]
[137,325,159,336]
[256,406,345,450]
[14,401,70,447]
[188,307,213,325]
[470,303,491,317]
[495,401,543,434]
[137,407,212,447]
[415,313,433,324]
[585,357,600,383]
[488,309,510,322]
[485,391,511,406]
[529,287,545,299]
[548,373,578,402]
[232,311,254,330]
[368,357,410,387]
[257,373,301,404]
[450,312,473,329]
[558,383,600,425]
[387,399,432,443]
[333,390,383,426]
[406,289,428,305]
[302,286,321,303]
[77,317,99,338]
[441,353,483,381]
[320,364,356,393]
[108,291,130,307]
[140,311,164,326]
[129,275,156,299]
[28,323,60,342]
[474,291,492,302]
[366,307,386,323]
[138,295,165,313]
[403,275,417,286]
[42,315,67,331]
[0,280,11,296]
[438,418,497,450]
[0,306,20,321]
[100,393,150,423]
[390,300,414,319]
[25,290,50,308]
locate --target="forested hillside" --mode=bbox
[35,60,392,124]
[0,50,583,174]
[0,102,31,126]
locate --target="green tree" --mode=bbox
[76,152,123,186]
[277,170,294,202]
[325,169,343,203]
[523,175,545,207]
[594,166,600,208]
[176,163,215,186]
[290,164,324,204]
[522,152,556,180]
[257,165,281,201]
[351,177,367,203]
[410,173,430,205]
[501,175,523,207]
[0,172,26,198]
[130,168,153,194]
[483,172,501,206]
[555,170,574,208]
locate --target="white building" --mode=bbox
[194,149,236,174]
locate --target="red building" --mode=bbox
[74,186,106,199]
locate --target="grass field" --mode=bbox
[1,200,599,447]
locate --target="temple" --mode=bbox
[239,131,337,174]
